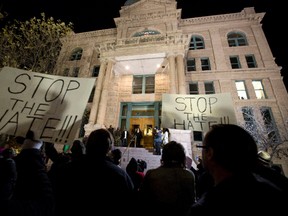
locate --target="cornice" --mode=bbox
[115,10,181,25]
[179,10,265,27]
[60,28,117,43]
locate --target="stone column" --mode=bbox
[96,59,114,126]
[210,28,227,71]
[176,53,186,94]
[88,59,108,124]
[168,53,178,94]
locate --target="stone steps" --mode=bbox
[115,146,161,173]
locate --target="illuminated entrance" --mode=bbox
[119,102,161,148]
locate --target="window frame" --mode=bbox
[132,75,155,94]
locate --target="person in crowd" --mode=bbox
[121,127,129,147]
[134,127,143,148]
[1,130,55,216]
[153,126,162,155]
[0,148,17,201]
[190,124,285,215]
[109,148,122,167]
[190,157,214,200]
[253,150,288,194]
[52,128,134,216]
[126,157,145,193]
[138,141,196,216]
[113,127,122,146]
[137,159,147,173]
[162,128,170,146]
[48,140,86,216]
[107,125,114,139]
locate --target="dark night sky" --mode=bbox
[1,0,287,91]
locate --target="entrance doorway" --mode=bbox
[130,118,155,148]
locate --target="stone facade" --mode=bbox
[54,1,288,175]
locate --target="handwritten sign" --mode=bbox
[0,67,96,144]
[162,93,237,133]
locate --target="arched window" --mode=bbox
[227,32,248,47]
[69,48,83,61]
[189,35,205,50]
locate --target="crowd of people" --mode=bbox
[0,124,287,216]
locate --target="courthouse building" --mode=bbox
[54,0,288,172]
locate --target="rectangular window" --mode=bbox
[252,80,266,99]
[72,67,80,77]
[187,58,196,72]
[242,107,256,133]
[92,66,100,77]
[63,68,69,76]
[235,80,248,99]
[132,75,155,94]
[230,56,241,69]
[201,58,210,71]
[189,82,199,94]
[260,107,280,143]
[245,55,257,68]
[145,76,155,93]
[204,81,215,94]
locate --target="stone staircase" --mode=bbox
[115,146,161,173]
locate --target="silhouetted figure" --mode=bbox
[121,127,129,147]
[134,128,143,147]
[139,141,196,216]
[153,126,162,155]
[2,130,55,216]
[190,124,285,215]
[110,148,122,167]
[0,148,17,200]
[126,157,145,192]
[52,128,134,216]
[253,150,288,195]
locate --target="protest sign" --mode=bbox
[0,67,96,144]
[162,93,237,133]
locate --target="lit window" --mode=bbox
[235,81,248,99]
[252,80,266,99]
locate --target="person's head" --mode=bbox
[2,148,15,159]
[161,141,186,168]
[71,139,86,157]
[26,130,35,140]
[85,128,114,158]
[200,124,258,174]
[110,148,122,165]
[126,157,138,173]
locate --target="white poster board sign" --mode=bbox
[162,93,237,133]
[0,67,96,144]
